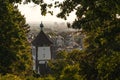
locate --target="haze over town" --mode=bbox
[18,1,76,30]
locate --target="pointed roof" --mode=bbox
[40,22,44,31]
[32,23,53,46]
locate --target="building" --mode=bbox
[32,22,53,75]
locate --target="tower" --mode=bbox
[32,22,53,75]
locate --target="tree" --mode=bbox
[55,0,120,80]
[48,50,87,79]
[0,1,32,75]
[59,64,82,80]
[26,0,120,79]
[48,50,68,78]
[1,0,120,79]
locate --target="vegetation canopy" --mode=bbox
[0,0,32,76]
[0,0,120,79]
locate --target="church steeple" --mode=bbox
[40,22,44,31]
[32,22,53,46]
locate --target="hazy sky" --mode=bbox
[18,1,76,24]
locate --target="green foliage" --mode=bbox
[54,0,120,79]
[97,52,120,80]
[42,75,56,80]
[48,50,87,80]
[1,0,120,79]
[0,1,32,76]
[67,50,86,63]
[48,59,68,78]
[46,0,120,79]
[0,74,22,80]
[59,64,85,80]
[0,74,56,80]
[56,50,68,59]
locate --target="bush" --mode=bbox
[0,74,22,80]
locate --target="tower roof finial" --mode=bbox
[40,22,44,31]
